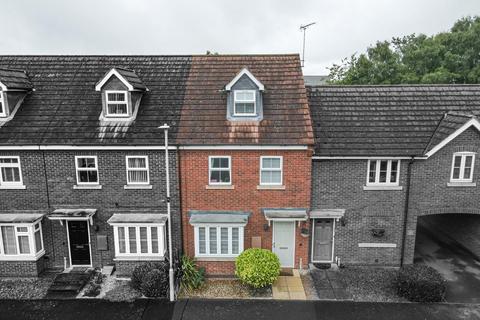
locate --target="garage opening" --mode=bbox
[414,214,480,303]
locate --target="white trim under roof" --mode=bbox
[312,156,425,160]
[225,68,265,91]
[0,145,177,151]
[425,118,480,158]
[95,68,134,91]
[180,145,308,150]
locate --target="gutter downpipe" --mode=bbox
[160,124,175,302]
[400,157,414,267]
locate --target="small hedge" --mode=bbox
[235,248,280,288]
[395,264,446,302]
[131,262,169,298]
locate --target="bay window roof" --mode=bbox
[0,213,44,224]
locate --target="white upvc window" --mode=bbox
[0,156,24,187]
[233,90,256,116]
[126,156,150,185]
[75,156,99,185]
[260,156,283,185]
[113,224,166,258]
[105,90,129,117]
[194,225,244,257]
[0,91,5,117]
[209,156,231,185]
[0,222,44,260]
[451,152,475,182]
[367,160,400,186]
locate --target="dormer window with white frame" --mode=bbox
[106,90,129,117]
[450,152,475,184]
[234,90,256,116]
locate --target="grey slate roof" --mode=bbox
[106,68,147,91]
[0,68,34,90]
[307,85,480,157]
[0,56,191,146]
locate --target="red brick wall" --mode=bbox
[180,149,312,275]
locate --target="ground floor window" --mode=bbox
[194,225,244,257]
[0,222,44,260]
[113,224,166,258]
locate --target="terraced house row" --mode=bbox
[0,55,479,277]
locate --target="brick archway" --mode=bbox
[421,207,480,216]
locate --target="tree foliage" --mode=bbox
[328,16,480,84]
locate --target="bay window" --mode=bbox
[113,224,165,258]
[0,222,44,260]
[194,225,244,257]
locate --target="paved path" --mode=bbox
[310,268,353,300]
[0,299,479,320]
[272,269,306,300]
[415,224,480,303]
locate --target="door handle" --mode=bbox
[279,247,288,249]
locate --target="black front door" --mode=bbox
[68,221,91,265]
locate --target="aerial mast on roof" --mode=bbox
[300,22,316,67]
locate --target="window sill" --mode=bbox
[114,256,165,261]
[447,182,476,187]
[124,184,153,190]
[195,256,237,262]
[0,250,45,261]
[73,185,103,190]
[205,185,235,190]
[363,185,403,191]
[257,185,285,190]
[0,185,26,190]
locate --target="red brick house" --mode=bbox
[0,56,189,276]
[307,85,480,267]
[177,55,314,275]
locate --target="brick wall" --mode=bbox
[0,149,181,276]
[0,257,45,277]
[180,150,312,275]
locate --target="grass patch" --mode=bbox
[0,275,54,299]
[340,267,407,302]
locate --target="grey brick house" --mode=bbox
[0,56,190,276]
[307,85,480,267]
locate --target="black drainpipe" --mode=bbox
[400,156,414,267]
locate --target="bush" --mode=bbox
[180,256,205,294]
[83,269,105,297]
[131,262,169,298]
[235,248,280,288]
[395,264,446,302]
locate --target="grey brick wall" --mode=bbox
[0,257,45,277]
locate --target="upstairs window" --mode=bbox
[75,156,99,185]
[367,160,400,186]
[105,90,128,117]
[0,157,23,187]
[451,152,475,182]
[0,92,5,117]
[209,156,231,185]
[126,156,150,185]
[234,90,256,116]
[260,156,283,185]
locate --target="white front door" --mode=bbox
[273,221,295,267]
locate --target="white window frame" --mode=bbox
[126,156,150,185]
[0,222,44,261]
[0,156,24,187]
[233,90,256,116]
[112,224,166,259]
[0,91,5,117]
[260,156,283,186]
[75,156,99,185]
[208,156,232,185]
[105,90,129,117]
[193,224,244,258]
[366,159,400,186]
[450,152,475,183]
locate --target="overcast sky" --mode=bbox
[0,0,478,74]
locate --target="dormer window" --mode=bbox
[0,92,5,117]
[106,90,128,117]
[234,90,256,116]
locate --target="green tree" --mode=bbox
[328,16,480,84]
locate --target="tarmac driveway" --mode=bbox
[414,224,480,303]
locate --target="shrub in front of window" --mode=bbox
[235,248,280,288]
[131,261,169,298]
[395,264,446,302]
[180,255,205,294]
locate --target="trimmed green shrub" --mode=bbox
[131,261,169,297]
[180,255,205,293]
[235,248,280,288]
[395,264,446,302]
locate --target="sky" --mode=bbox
[0,0,478,75]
